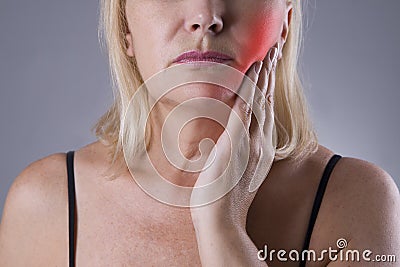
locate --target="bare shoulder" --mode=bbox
[2,152,68,218]
[0,141,115,266]
[0,152,69,266]
[5,152,69,209]
[314,154,400,265]
[326,156,399,215]
[0,141,107,223]
[333,156,399,195]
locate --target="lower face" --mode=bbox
[125,0,288,106]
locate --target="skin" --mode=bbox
[124,0,288,187]
[0,0,399,266]
[124,0,288,171]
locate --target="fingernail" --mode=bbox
[255,61,263,75]
[269,47,278,63]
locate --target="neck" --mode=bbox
[146,98,231,186]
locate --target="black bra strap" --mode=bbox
[299,154,342,267]
[66,151,76,267]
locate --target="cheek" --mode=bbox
[127,5,172,81]
[235,7,284,72]
[132,33,158,80]
[130,23,165,81]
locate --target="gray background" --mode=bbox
[1,0,399,219]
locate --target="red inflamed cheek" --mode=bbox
[253,10,284,47]
[237,12,282,72]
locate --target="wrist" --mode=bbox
[193,220,243,245]
[192,213,243,236]
[191,209,247,232]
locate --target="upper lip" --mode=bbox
[173,50,233,64]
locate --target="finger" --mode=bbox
[266,45,278,101]
[249,73,265,138]
[252,45,279,134]
[226,61,262,141]
[248,46,279,193]
[263,47,278,136]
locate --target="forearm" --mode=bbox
[194,222,268,267]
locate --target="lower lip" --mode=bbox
[173,59,232,66]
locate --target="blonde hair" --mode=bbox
[93,0,318,176]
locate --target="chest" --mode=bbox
[72,200,313,267]
[69,165,329,266]
[74,210,201,266]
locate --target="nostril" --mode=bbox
[191,23,219,33]
[186,15,224,34]
[192,24,201,31]
[209,24,217,32]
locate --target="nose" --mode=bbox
[184,2,224,35]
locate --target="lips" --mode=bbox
[173,51,233,64]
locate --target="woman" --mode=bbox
[0,0,399,266]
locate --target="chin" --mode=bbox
[184,83,236,101]
[158,84,236,107]
[149,84,240,126]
